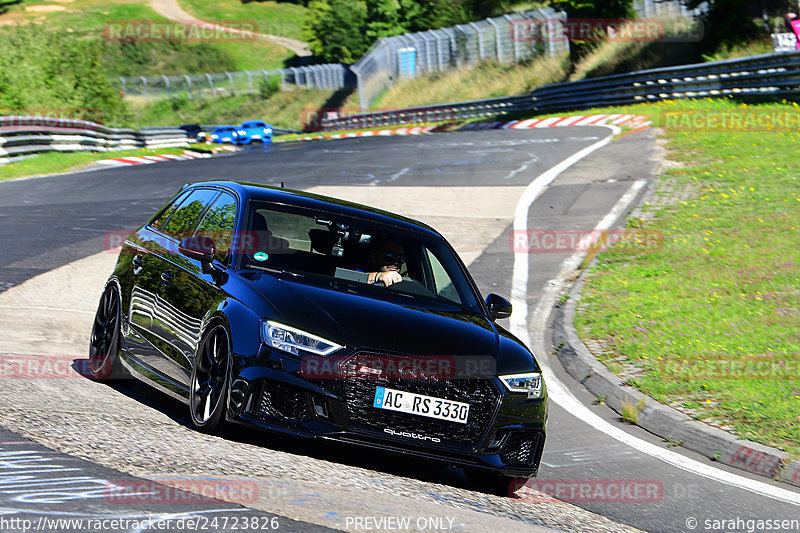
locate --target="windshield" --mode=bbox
[237,201,482,313]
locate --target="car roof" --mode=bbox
[213,125,236,130]
[242,120,267,126]
[192,180,442,238]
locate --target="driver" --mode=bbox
[366,237,407,287]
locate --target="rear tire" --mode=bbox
[189,323,231,432]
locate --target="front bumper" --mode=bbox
[227,355,547,477]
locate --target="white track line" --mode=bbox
[511,126,800,506]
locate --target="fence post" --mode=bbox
[141,76,149,98]
[161,75,171,98]
[184,75,192,100]
[354,68,367,111]
[470,22,484,61]
[205,73,214,97]
[280,69,286,91]
[486,18,503,63]
[436,31,445,71]
[505,15,521,62]
[246,71,254,94]
[226,72,235,96]
[119,77,127,96]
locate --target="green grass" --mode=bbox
[571,97,800,456]
[0,0,294,75]
[16,0,163,32]
[358,55,570,111]
[0,146,190,181]
[179,0,307,41]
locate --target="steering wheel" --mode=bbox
[388,278,435,297]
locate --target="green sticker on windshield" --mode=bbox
[253,252,268,261]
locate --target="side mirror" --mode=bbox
[179,236,216,264]
[485,293,512,320]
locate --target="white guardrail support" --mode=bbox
[0,116,190,165]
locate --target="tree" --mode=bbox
[367,0,406,41]
[303,0,369,63]
[550,0,636,62]
[683,0,761,50]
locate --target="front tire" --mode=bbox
[189,323,231,432]
[88,284,125,380]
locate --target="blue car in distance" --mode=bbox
[237,120,273,144]
[208,126,239,144]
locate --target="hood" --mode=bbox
[243,273,537,375]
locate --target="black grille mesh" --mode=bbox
[340,354,499,449]
[500,431,543,466]
[254,381,309,421]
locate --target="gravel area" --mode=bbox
[0,377,641,533]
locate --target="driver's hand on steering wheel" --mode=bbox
[373,271,402,287]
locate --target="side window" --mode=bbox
[150,190,189,230]
[426,248,461,304]
[162,189,220,240]
[195,192,236,262]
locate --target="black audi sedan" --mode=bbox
[89,180,547,488]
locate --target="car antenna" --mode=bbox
[280,181,285,188]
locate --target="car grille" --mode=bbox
[252,381,309,422]
[340,353,500,449]
[499,430,544,467]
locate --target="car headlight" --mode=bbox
[238,130,246,135]
[261,320,341,356]
[264,128,271,134]
[499,372,543,399]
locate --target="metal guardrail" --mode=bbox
[319,51,800,130]
[531,51,800,113]
[0,116,190,164]
[318,95,532,131]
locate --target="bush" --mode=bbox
[259,76,281,99]
[0,24,131,126]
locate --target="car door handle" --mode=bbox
[161,271,173,283]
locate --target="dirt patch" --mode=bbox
[24,5,66,12]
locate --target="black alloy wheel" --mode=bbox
[88,284,124,380]
[189,323,231,432]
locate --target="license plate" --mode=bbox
[373,386,469,424]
